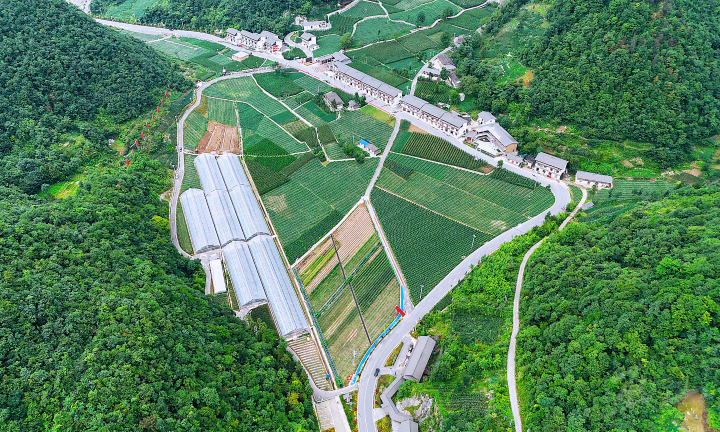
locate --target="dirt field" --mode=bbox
[407,123,427,134]
[297,203,377,294]
[196,121,239,154]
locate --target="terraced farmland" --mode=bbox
[207,97,237,126]
[371,187,490,302]
[255,72,304,98]
[354,19,414,45]
[180,154,201,193]
[261,159,379,263]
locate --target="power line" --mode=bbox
[330,234,372,344]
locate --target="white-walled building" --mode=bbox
[330,63,402,105]
[302,20,331,31]
[300,32,319,50]
[432,54,455,71]
[399,95,469,138]
[226,29,283,53]
[534,152,568,179]
[576,171,613,189]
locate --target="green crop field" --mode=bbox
[204,76,257,100]
[176,200,193,255]
[255,72,304,98]
[148,38,211,61]
[393,132,489,171]
[292,74,333,95]
[284,92,314,109]
[394,0,433,10]
[330,110,394,149]
[342,0,386,17]
[181,154,201,193]
[414,80,452,104]
[178,37,227,52]
[397,31,439,53]
[314,35,343,57]
[120,30,165,42]
[592,179,674,202]
[317,124,337,145]
[450,4,496,29]
[104,0,157,20]
[207,97,237,126]
[353,19,414,45]
[261,159,379,262]
[317,289,369,380]
[323,142,348,160]
[377,153,555,235]
[389,0,461,26]
[570,185,583,203]
[256,117,308,153]
[354,40,415,65]
[282,120,309,137]
[237,103,263,135]
[295,102,336,126]
[183,111,208,150]
[349,61,409,88]
[244,92,288,117]
[270,111,300,126]
[371,187,490,302]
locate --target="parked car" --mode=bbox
[374,368,380,377]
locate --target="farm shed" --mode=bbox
[205,189,246,246]
[223,241,268,308]
[194,153,226,194]
[216,153,249,191]
[403,336,436,382]
[248,236,309,338]
[228,185,270,239]
[179,188,221,254]
[576,170,613,189]
[209,259,227,294]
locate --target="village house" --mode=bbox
[463,111,517,153]
[533,152,568,179]
[323,92,344,111]
[432,53,455,71]
[302,20,331,31]
[231,49,250,62]
[505,152,524,166]
[419,68,441,80]
[227,29,283,53]
[300,32,319,50]
[330,63,402,105]
[576,171,613,189]
[399,95,427,117]
[446,71,460,88]
[315,51,351,65]
[359,139,381,157]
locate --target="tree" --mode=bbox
[440,31,452,47]
[497,159,503,168]
[440,67,449,80]
[449,90,460,105]
[441,6,454,19]
[416,11,426,26]
[339,32,353,50]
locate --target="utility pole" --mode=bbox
[471,233,476,249]
[420,285,424,300]
[330,234,371,344]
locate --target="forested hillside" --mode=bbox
[523,0,720,166]
[0,1,317,430]
[517,184,720,430]
[92,0,306,34]
[0,0,189,194]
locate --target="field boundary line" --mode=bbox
[236,101,308,148]
[250,73,315,128]
[374,185,493,235]
[388,151,489,175]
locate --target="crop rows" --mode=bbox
[207,98,237,126]
[244,92,287,117]
[256,118,307,153]
[292,74,333,95]
[176,200,193,255]
[570,185,583,202]
[181,154,201,193]
[341,0,386,17]
[330,111,394,149]
[414,80,452,104]
[354,19,414,45]
[349,61,409,88]
[150,38,210,61]
[283,92,314,109]
[593,179,673,201]
[352,252,397,312]
[183,111,207,150]
[292,127,321,149]
[255,72,304,98]
[354,40,415,64]
[270,110,299,125]
[295,105,328,127]
[371,187,491,302]
[398,132,489,171]
[489,167,538,189]
[389,0,461,26]
[204,76,258,100]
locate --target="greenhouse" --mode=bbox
[248,236,309,338]
[179,189,220,254]
[223,241,267,308]
[205,189,246,246]
[228,185,270,239]
[194,153,226,194]
[217,153,250,191]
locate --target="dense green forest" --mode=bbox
[454,0,720,167]
[516,183,720,430]
[0,1,318,430]
[0,0,189,194]
[92,0,309,35]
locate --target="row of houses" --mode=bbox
[505,151,613,187]
[226,28,283,53]
[329,62,404,105]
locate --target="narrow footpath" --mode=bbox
[507,186,587,432]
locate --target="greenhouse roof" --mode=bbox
[179,189,220,254]
[217,154,250,191]
[205,189,245,246]
[228,185,270,239]
[223,241,267,308]
[194,153,226,194]
[248,236,309,338]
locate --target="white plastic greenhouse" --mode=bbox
[194,153,226,194]
[223,241,267,308]
[179,189,220,254]
[217,154,250,191]
[228,185,270,239]
[205,189,246,246]
[248,236,309,338]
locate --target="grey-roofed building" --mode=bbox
[226,28,240,44]
[534,152,569,179]
[576,170,613,189]
[400,95,427,116]
[348,100,360,110]
[403,336,436,382]
[223,241,267,308]
[446,71,460,88]
[420,67,441,79]
[453,34,466,47]
[248,236,309,338]
[468,123,518,153]
[432,54,455,71]
[419,103,447,127]
[506,152,524,166]
[477,111,496,125]
[194,153,226,194]
[330,63,401,104]
[366,144,380,157]
[179,189,220,254]
[323,92,344,111]
[302,20,331,31]
[216,153,249,191]
[227,185,270,239]
[315,51,351,65]
[205,189,245,246]
[439,111,469,138]
[398,420,419,432]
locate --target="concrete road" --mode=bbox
[507,186,587,431]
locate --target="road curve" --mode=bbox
[507,186,587,431]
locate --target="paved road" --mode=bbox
[284,32,313,58]
[507,186,587,431]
